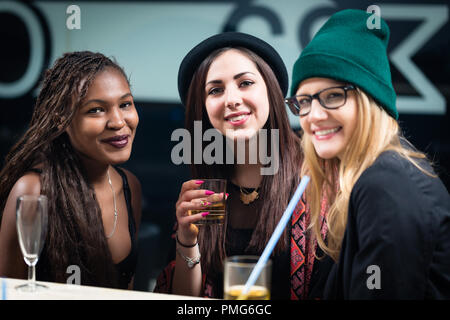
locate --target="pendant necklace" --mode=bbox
[239,186,260,205]
[106,169,118,238]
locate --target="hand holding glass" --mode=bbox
[15,195,48,292]
[190,179,227,225]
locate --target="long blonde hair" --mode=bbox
[301,88,434,262]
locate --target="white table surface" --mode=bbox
[1,277,204,300]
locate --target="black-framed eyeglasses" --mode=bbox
[285,85,356,117]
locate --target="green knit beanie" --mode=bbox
[290,9,398,119]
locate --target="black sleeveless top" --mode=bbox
[114,167,138,289]
[31,167,138,289]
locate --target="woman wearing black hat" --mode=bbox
[154,32,332,299]
[286,9,450,299]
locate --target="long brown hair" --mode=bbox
[185,47,303,276]
[0,51,130,287]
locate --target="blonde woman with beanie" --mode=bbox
[286,9,449,299]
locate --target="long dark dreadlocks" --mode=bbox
[0,51,130,287]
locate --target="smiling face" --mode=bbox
[204,49,270,140]
[298,77,358,160]
[66,67,139,166]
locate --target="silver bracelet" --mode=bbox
[176,246,201,269]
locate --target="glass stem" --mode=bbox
[28,264,36,291]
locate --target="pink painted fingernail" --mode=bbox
[226,193,229,198]
[201,211,210,217]
[195,180,204,185]
[205,190,214,195]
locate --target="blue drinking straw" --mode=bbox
[238,176,310,298]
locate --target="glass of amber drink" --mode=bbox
[224,255,271,300]
[190,179,227,225]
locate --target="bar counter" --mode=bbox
[1,277,203,300]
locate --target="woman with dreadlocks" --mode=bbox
[0,51,141,289]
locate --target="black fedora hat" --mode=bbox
[178,32,288,106]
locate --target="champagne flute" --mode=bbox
[15,195,48,292]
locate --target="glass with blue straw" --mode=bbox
[230,176,310,300]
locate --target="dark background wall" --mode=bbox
[0,0,449,291]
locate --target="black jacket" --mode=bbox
[324,150,450,299]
